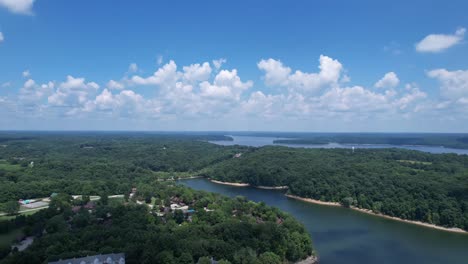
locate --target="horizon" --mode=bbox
[0,130,467,135]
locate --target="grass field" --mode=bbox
[0,160,22,172]
[0,210,40,221]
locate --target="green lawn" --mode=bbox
[0,228,22,247]
[0,209,43,221]
[0,160,22,172]
[108,197,125,206]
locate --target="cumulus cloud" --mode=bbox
[0,0,35,15]
[258,55,343,93]
[183,62,212,83]
[107,80,125,90]
[48,75,99,108]
[130,60,179,86]
[428,68,468,99]
[200,69,252,99]
[415,28,466,53]
[18,79,54,108]
[0,32,4,43]
[375,72,400,88]
[2,57,463,129]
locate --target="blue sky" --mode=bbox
[0,0,468,131]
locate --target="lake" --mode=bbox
[210,135,468,155]
[181,178,468,264]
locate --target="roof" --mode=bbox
[48,253,125,264]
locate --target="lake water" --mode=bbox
[181,178,468,264]
[210,135,468,155]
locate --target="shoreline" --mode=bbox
[209,179,250,187]
[255,185,288,190]
[207,179,467,234]
[295,255,319,264]
[285,194,467,234]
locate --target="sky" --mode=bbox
[0,0,468,132]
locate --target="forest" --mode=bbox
[0,132,467,263]
[205,146,468,230]
[0,182,312,263]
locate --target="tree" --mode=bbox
[174,210,185,224]
[257,252,281,264]
[4,201,20,215]
[233,248,257,264]
[197,257,211,264]
[340,197,355,208]
[82,195,90,204]
[100,193,109,205]
[177,252,194,264]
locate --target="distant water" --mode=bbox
[210,135,468,155]
[181,178,468,264]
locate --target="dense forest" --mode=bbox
[0,182,313,263]
[205,146,468,230]
[1,132,467,262]
[272,133,468,149]
[0,133,247,204]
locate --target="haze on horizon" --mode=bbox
[1,0,468,132]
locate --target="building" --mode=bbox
[48,253,125,264]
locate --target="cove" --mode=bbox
[180,178,468,264]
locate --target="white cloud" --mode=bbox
[183,62,212,83]
[0,0,35,15]
[130,60,179,86]
[0,32,4,43]
[22,70,30,78]
[375,72,400,88]
[415,28,466,53]
[2,57,465,129]
[258,55,343,93]
[128,63,138,73]
[428,68,468,99]
[200,69,252,99]
[1,82,10,88]
[85,88,153,117]
[48,75,99,107]
[107,80,125,90]
[18,79,54,107]
[212,58,227,70]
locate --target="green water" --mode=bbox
[181,178,468,264]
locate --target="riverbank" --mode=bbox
[209,179,250,187]
[255,185,288,190]
[285,194,342,207]
[295,255,319,264]
[285,194,467,234]
[207,180,467,234]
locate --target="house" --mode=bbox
[233,153,242,158]
[48,253,125,264]
[170,204,189,212]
